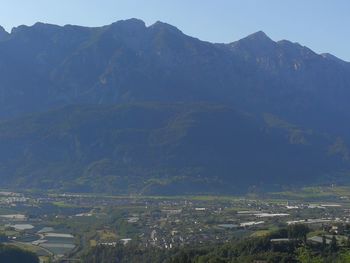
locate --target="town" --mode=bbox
[2,187,350,262]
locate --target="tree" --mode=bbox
[0,233,8,243]
[329,235,338,253]
[0,244,39,263]
[287,224,309,243]
[338,251,350,263]
[346,235,350,248]
[296,247,323,263]
[321,235,327,253]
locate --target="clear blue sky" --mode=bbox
[1,0,349,61]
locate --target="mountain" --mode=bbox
[0,103,347,194]
[0,19,349,193]
[0,26,9,41]
[0,19,349,133]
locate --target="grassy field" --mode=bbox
[250,230,271,237]
[52,201,81,208]
[19,185,350,204]
[97,230,117,241]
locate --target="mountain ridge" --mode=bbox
[2,19,347,63]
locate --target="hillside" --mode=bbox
[0,19,350,193]
[0,103,348,194]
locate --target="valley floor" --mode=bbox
[1,187,350,262]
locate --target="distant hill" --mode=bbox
[0,19,350,193]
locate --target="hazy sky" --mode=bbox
[0,0,349,61]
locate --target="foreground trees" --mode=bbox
[81,226,350,263]
[0,244,39,263]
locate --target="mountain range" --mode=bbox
[0,19,349,194]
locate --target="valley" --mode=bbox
[0,13,349,262]
[2,188,350,262]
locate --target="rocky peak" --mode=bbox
[230,30,276,55]
[245,30,274,43]
[148,21,183,35]
[109,18,146,32]
[0,26,9,41]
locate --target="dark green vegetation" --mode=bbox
[81,229,350,263]
[0,103,348,194]
[0,19,350,193]
[0,244,39,263]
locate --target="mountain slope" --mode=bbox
[0,103,348,194]
[229,32,350,134]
